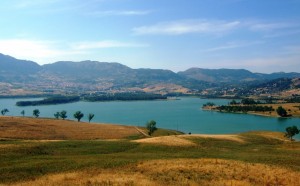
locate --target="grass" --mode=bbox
[0,116,141,140]
[0,117,299,185]
[0,132,299,185]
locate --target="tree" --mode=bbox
[276,106,287,117]
[285,126,299,141]
[21,110,25,117]
[146,120,157,136]
[33,109,40,118]
[229,100,238,105]
[88,113,95,123]
[54,112,60,119]
[1,108,9,116]
[60,110,67,120]
[74,111,84,122]
[241,98,256,105]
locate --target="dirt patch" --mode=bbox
[182,134,245,143]
[16,159,300,186]
[134,135,196,146]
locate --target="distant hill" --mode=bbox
[0,53,299,96]
[178,68,300,83]
[0,53,41,83]
[0,53,41,74]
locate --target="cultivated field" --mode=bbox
[0,116,299,185]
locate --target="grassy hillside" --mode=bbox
[0,116,142,140]
[0,117,299,185]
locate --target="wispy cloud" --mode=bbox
[0,39,147,64]
[71,40,148,50]
[203,40,264,52]
[89,10,152,17]
[249,22,298,32]
[133,19,300,37]
[133,19,241,35]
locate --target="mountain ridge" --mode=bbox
[0,53,299,96]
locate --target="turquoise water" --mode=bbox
[1,97,300,137]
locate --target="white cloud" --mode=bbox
[0,39,64,58]
[203,41,264,52]
[249,22,297,32]
[133,19,241,35]
[89,10,152,16]
[0,39,147,64]
[71,40,148,50]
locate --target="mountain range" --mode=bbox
[0,53,299,96]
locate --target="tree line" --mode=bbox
[0,108,95,123]
[216,105,274,113]
[83,92,167,102]
[15,93,168,107]
[16,96,80,106]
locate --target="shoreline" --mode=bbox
[203,108,296,118]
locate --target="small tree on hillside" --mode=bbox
[276,106,287,117]
[229,100,238,105]
[21,110,25,117]
[1,108,9,116]
[54,112,60,119]
[33,109,40,118]
[60,110,67,120]
[285,126,299,141]
[74,111,84,122]
[146,120,157,136]
[88,113,95,123]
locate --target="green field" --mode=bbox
[1,131,299,185]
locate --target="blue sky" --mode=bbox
[0,0,300,73]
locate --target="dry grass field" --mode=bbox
[15,159,300,186]
[249,103,300,117]
[0,116,141,140]
[0,116,299,185]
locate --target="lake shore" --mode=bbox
[203,102,300,118]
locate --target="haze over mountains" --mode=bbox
[0,53,299,96]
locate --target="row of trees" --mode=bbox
[1,109,95,123]
[216,105,274,113]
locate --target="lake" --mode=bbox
[1,97,300,137]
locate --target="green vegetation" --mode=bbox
[202,102,215,107]
[276,106,288,117]
[0,132,299,184]
[83,92,167,102]
[88,113,95,123]
[60,110,67,120]
[16,96,80,106]
[1,108,9,115]
[285,126,299,140]
[21,110,25,117]
[74,111,84,122]
[285,96,300,103]
[146,120,157,136]
[241,98,259,105]
[33,109,40,118]
[15,93,168,107]
[216,105,274,113]
[54,112,60,119]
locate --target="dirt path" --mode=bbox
[134,127,150,137]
